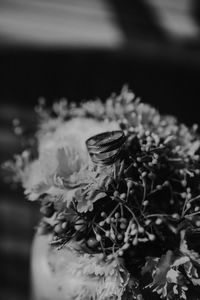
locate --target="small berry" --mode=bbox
[122,243,130,250]
[132,237,138,246]
[101,211,106,218]
[148,172,155,180]
[181,193,187,198]
[172,213,179,219]
[87,237,98,248]
[155,218,162,225]
[120,193,126,200]
[131,229,137,236]
[143,200,149,207]
[196,221,200,227]
[141,172,147,178]
[181,180,187,187]
[61,222,67,229]
[156,185,162,190]
[105,231,110,237]
[117,234,123,240]
[120,223,127,230]
[54,223,63,234]
[106,217,111,224]
[138,226,144,233]
[186,203,191,210]
[115,212,120,219]
[137,294,144,300]
[145,219,151,226]
[148,233,156,241]
[127,180,134,190]
[113,191,120,198]
[96,234,102,242]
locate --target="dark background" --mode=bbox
[1,48,200,123]
[1,0,200,299]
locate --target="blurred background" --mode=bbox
[1,0,200,299]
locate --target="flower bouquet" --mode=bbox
[5,87,200,300]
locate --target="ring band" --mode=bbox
[86,130,126,165]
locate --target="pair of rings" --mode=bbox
[86,130,126,166]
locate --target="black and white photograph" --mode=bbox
[1,1,200,300]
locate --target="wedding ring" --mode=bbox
[86,130,126,165]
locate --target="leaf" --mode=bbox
[75,165,112,213]
[180,230,200,265]
[173,256,189,267]
[76,188,106,213]
[142,251,190,300]
[141,257,159,275]
[166,269,179,284]
[191,278,200,286]
[151,250,174,287]
[93,191,107,202]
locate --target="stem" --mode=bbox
[181,195,189,218]
[95,223,107,234]
[185,211,200,218]
[142,178,147,203]
[183,196,200,217]
[99,239,106,255]
[189,195,200,204]
[144,214,170,219]
[148,187,162,196]
[108,203,120,218]
[124,219,133,237]
[120,203,124,217]
[124,205,139,225]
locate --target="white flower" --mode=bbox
[67,252,129,300]
[22,117,119,200]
